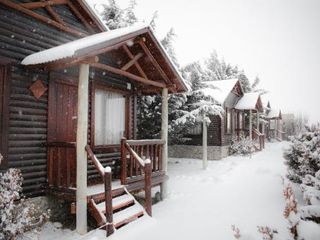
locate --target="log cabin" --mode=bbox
[265,103,283,141]
[169,78,245,160]
[234,92,265,150]
[0,0,188,235]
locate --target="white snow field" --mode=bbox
[21,142,320,240]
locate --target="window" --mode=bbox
[238,112,243,129]
[225,108,232,134]
[188,123,202,135]
[94,89,126,145]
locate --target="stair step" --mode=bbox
[113,204,144,228]
[96,194,135,212]
[88,186,125,203]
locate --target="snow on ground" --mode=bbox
[22,142,320,239]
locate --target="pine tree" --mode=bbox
[238,72,251,93]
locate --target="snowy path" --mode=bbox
[23,142,293,240]
[108,142,291,240]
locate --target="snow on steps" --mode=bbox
[88,186,145,232]
[96,194,135,212]
[113,204,144,228]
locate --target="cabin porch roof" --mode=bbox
[21,24,188,94]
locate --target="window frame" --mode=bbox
[90,81,131,150]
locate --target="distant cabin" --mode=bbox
[170,79,245,160]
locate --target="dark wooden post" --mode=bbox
[144,161,152,216]
[121,138,127,185]
[104,167,114,237]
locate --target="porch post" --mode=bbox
[202,119,208,169]
[256,111,260,131]
[160,88,168,199]
[76,64,89,234]
[249,109,252,140]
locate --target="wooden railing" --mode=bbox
[252,129,265,150]
[121,138,165,216]
[86,145,114,237]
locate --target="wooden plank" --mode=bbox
[67,1,95,33]
[104,170,114,236]
[121,52,144,71]
[120,138,127,185]
[126,139,165,146]
[144,162,152,216]
[19,0,68,9]
[91,62,166,88]
[85,145,104,179]
[44,5,65,25]
[126,171,165,184]
[122,45,148,79]
[88,199,106,227]
[0,64,9,170]
[0,0,86,37]
[138,40,170,84]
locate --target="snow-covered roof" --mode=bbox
[22,24,148,65]
[266,109,281,119]
[235,92,261,110]
[200,79,239,104]
[21,22,189,92]
[82,0,110,31]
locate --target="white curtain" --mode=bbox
[95,89,125,145]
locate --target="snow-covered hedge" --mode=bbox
[284,129,320,233]
[0,168,49,239]
[284,129,320,183]
[230,135,255,155]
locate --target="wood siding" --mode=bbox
[7,66,49,197]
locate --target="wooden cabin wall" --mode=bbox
[7,66,49,197]
[0,2,89,196]
[208,115,222,146]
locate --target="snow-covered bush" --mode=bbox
[230,135,255,155]
[300,170,320,223]
[284,129,320,183]
[0,168,49,239]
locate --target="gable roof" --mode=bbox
[266,109,282,119]
[21,24,188,93]
[235,92,263,111]
[200,79,240,104]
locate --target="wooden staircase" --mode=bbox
[84,138,166,237]
[88,185,145,231]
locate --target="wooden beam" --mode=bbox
[138,40,170,84]
[121,52,144,71]
[0,0,86,37]
[122,45,148,79]
[44,4,65,25]
[67,1,95,33]
[19,0,67,9]
[138,84,176,94]
[91,62,166,88]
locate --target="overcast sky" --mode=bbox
[102,0,320,123]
